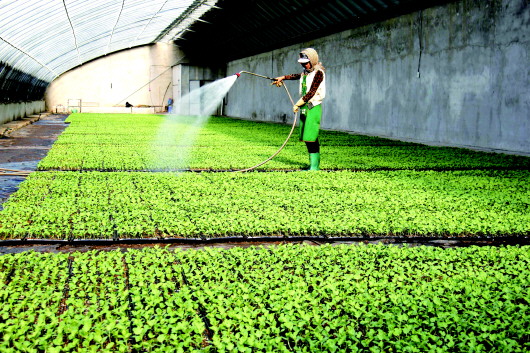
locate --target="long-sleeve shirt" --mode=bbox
[285,70,324,103]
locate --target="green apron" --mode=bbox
[299,75,322,142]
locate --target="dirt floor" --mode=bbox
[0,114,69,209]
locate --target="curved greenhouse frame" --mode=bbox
[0,0,216,103]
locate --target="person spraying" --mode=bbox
[272,48,326,171]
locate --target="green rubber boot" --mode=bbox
[309,153,320,171]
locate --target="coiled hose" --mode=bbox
[233,71,297,172]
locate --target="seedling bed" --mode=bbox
[1,170,528,240]
[1,113,528,241]
[1,244,529,351]
[36,114,530,172]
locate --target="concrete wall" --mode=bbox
[172,64,226,115]
[226,0,530,154]
[0,101,46,125]
[45,43,183,113]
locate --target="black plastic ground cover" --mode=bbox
[0,235,528,249]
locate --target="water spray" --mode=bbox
[232,71,297,173]
[155,71,297,173]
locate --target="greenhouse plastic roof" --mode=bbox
[0,0,217,84]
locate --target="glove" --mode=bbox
[293,98,305,113]
[271,78,284,87]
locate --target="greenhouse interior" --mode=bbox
[0,0,529,351]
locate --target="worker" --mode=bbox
[272,48,326,171]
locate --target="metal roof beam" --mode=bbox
[62,0,82,66]
[106,0,125,55]
[0,35,57,80]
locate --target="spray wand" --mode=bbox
[232,71,297,172]
[236,71,276,81]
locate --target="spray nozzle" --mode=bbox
[235,72,241,77]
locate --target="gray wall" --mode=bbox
[226,0,530,154]
[0,101,46,125]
